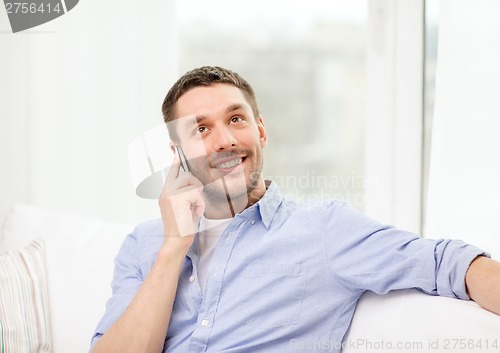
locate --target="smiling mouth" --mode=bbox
[213,157,246,170]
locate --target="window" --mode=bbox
[176,0,368,209]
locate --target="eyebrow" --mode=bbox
[226,103,246,114]
[181,104,248,130]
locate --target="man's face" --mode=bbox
[173,83,268,205]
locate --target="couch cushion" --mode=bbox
[344,289,500,353]
[1,204,133,353]
[0,238,51,353]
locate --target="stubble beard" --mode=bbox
[196,149,264,207]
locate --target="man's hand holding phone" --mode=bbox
[158,147,205,251]
[92,148,204,353]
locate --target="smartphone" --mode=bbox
[176,145,191,173]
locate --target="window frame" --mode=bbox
[364,0,424,234]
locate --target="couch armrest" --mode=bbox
[344,289,500,353]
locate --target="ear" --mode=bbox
[257,115,268,148]
[169,140,177,154]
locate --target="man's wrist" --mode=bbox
[158,236,193,260]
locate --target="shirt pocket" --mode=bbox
[235,262,307,329]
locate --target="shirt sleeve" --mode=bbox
[323,201,489,299]
[89,230,144,350]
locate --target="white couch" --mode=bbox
[1,204,499,353]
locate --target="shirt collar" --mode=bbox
[188,180,283,259]
[255,180,283,229]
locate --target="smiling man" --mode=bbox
[90,66,500,353]
[166,81,268,220]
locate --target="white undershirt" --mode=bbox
[197,216,232,292]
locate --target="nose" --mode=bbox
[212,125,237,151]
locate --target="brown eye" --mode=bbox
[195,126,207,134]
[230,116,243,124]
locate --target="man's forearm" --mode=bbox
[93,151,204,353]
[466,256,500,315]
[91,244,187,353]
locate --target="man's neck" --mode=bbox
[203,182,267,219]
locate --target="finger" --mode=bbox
[193,197,206,219]
[182,187,205,206]
[171,172,204,192]
[169,188,205,237]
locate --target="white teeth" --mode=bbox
[215,158,242,169]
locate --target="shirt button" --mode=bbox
[226,232,232,240]
[189,275,195,283]
[201,318,209,326]
[251,219,255,225]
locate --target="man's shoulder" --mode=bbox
[282,197,346,214]
[130,218,164,240]
[118,219,164,261]
[270,197,348,228]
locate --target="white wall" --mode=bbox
[425,0,500,256]
[0,0,177,224]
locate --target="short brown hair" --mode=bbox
[162,66,260,140]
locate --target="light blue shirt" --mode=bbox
[91,181,486,352]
